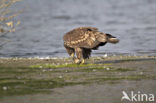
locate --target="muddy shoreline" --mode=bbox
[0,56,156,103]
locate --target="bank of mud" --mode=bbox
[0,56,156,103]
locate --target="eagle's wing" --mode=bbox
[63,27,98,45]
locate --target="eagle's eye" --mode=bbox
[106,33,116,38]
[106,33,111,36]
[87,28,92,31]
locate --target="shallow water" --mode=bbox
[0,0,156,57]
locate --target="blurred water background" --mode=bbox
[0,0,156,57]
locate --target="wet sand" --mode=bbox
[0,56,156,103]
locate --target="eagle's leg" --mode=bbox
[64,45,75,60]
[70,53,75,59]
[75,48,84,64]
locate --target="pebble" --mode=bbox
[39,66,43,68]
[92,69,96,72]
[106,68,110,70]
[42,69,46,72]
[17,77,21,79]
[103,54,108,58]
[59,75,63,78]
[140,72,143,75]
[3,86,7,90]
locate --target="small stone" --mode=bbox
[103,54,108,58]
[39,66,43,68]
[140,72,143,75]
[92,69,96,72]
[59,75,63,78]
[42,69,46,72]
[3,86,7,90]
[106,68,110,70]
[17,77,21,79]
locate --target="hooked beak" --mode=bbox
[106,33,119,44]
[108,38,119,43]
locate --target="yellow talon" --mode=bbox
[81,59,85,64]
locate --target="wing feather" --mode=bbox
[63,27,98,43]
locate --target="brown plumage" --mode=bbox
[63,27,119,64]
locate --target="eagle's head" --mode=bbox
[97,33,119,44]
[105,33,119,44]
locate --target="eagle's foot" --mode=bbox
[74,58,81,64]
[74,58,85,64]
[80,59,85,64]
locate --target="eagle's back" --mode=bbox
[63,27,101,48]
[63,27,97,42]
